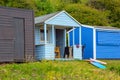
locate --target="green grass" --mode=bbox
[0,60,120,80]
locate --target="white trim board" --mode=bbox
[79,26,82,46]
[67,28,75,33]
[95,28,120,31]
[81,24,94,29]
[64,29,66,47]
[93,28,96,59]
[45,11,64,24]
[46,23,78,27]
[64,11,82,26]
[72,27,75,46]
[68,32,70,46]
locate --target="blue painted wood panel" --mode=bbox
[97,30,120,46]
[69,27,80,46]
[35,27,40,45]
[96,45,120,59]
[74,27,80,45]
[69,31,73,46]
[35,44,55,60]
[96,30,120,59]
[35,45,45,60]
[46,12,80,27]
[81,27,93,59]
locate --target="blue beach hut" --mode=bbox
[35,11,82,60]
[68,25,94,59]
[68,25,120,59]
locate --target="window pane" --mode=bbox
[40,30,44,41]
[40,29,49,42]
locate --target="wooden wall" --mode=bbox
[96,29,120,59]
[0,6,34,62]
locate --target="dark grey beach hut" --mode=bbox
[0,6,34,62]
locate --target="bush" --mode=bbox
[65,4,109,26]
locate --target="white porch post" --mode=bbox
[64,29,66,47]
[73,27,75,46]
[44,23,47,44]
[68,32,70,46]
[52,25,55,44]
[79,26,82,46]
[80,26,82,60]
[93,28,96,59]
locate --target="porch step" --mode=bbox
[55,58,74,61]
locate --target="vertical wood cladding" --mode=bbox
[14,18,25,61]
[0,6,34,62]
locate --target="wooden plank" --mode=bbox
[0,40,14,53]
[14,18,25,60]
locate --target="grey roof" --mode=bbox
[82,24,120,30]
[94,26,120,30]
[35,11,61,24]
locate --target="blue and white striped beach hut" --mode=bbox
[35,11,82,60]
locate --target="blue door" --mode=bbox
[81,27,93,59]
[56,29,65,57]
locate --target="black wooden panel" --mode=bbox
[14,18,25,60]
[0,14,15,62]
[0,6,34,62]
[0,53,14,62]
[0,39,14,53]
[0,28,14,39]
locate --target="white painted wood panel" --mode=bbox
[45,44,55,60]
[73,45,82,60]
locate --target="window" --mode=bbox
[40,29,49,42]
[40,30,45,41]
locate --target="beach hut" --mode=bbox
[35,11,82,60]
[68,25,94,59]
[68,25,120,59]
[0,6,34,62]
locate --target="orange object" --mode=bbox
[55,47,60,58]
